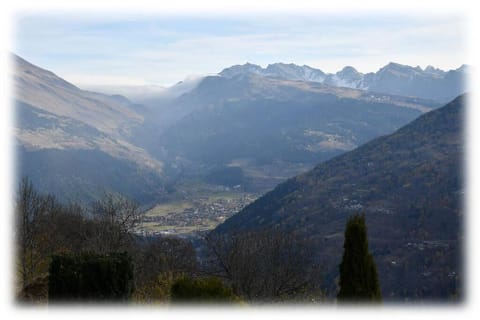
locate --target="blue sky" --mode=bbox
[13,13,465,87]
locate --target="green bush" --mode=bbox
[170,276,237,303]
[48,252,133,302]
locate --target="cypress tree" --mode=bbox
[337,213,381,302]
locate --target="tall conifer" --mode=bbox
[337,213,381,302]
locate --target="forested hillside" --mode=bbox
[213,95,465,300]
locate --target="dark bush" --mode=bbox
[48,252,133,302]
[170,276,236,302]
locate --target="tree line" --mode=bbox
[15,177,380,303]
[15,177,199,302]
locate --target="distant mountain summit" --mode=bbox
[363,62,466,101]
[220,62,326,83]
[324,66,364,89]
[219,62,467,102]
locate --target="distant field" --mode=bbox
[145,191,252,217]
[145,201,194,217]
[140,220,220,235]
[141,190,258,235]
[140,222,202,235]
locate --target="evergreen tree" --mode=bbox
[48,252,134,302]
[337,213,381,302]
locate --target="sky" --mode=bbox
[13,13,466,88]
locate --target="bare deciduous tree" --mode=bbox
[133,235,199,295]
[90,193,143,253]
[206,229,323,301]
[16,177,58,289]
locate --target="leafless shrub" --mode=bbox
[206,229,323,302]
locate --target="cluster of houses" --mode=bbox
[139,194,258,236]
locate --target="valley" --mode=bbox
[12,52,466,302]
[14,53,460,206]
[135,158,312,237]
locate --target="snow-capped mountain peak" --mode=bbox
[218,61,466,101]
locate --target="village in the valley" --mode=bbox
[138,191,258,236]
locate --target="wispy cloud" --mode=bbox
[13,14,465,86]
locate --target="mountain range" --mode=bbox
[13,54,466,205]
[135,61,465,189]
[156,73,438,179]
[213,95,464,300]
[219,62,467,102]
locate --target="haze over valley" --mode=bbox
[14,54,466,235]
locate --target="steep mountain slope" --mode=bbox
[14,55,142,136]
[213,95,465,300]
[13,54,164,203]
[219,62,467,102]
[16,146,164,204]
